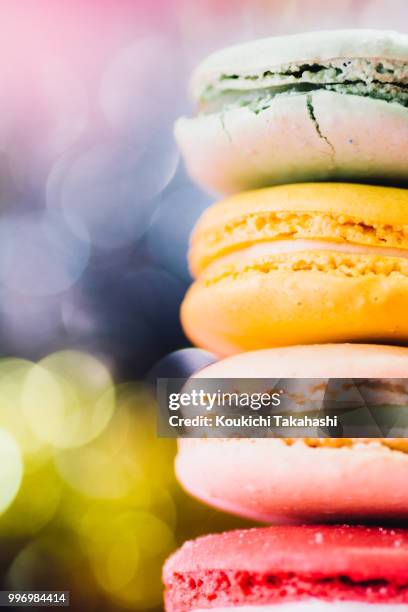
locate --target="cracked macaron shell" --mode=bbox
[175,30,408,193]
[181,184,408,355]
[175,89,408,194]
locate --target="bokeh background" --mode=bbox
[0,1,407,610]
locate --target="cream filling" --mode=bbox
[202,59,408,94]
[194,602,407,611]
[212,239,408,268]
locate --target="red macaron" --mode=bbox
[163,525,408,611]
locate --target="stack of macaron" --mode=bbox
[163,30,408,610]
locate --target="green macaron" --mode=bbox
[175,29,408,193]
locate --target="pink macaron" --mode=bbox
[176,344,408,523]
[163,525,408,610]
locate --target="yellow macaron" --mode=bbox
[181,182,408,356]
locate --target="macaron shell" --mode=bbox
[175,92,408,194]
[181,253,408,355]
[164,525,408,580]
[193,183,408,228]
[163,525,408,610]
[192,344,408,378]
[176,438,408,522]
[191,29,408,97]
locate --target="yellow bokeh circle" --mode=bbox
[22,350,115,448]
[0,429,23,515]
